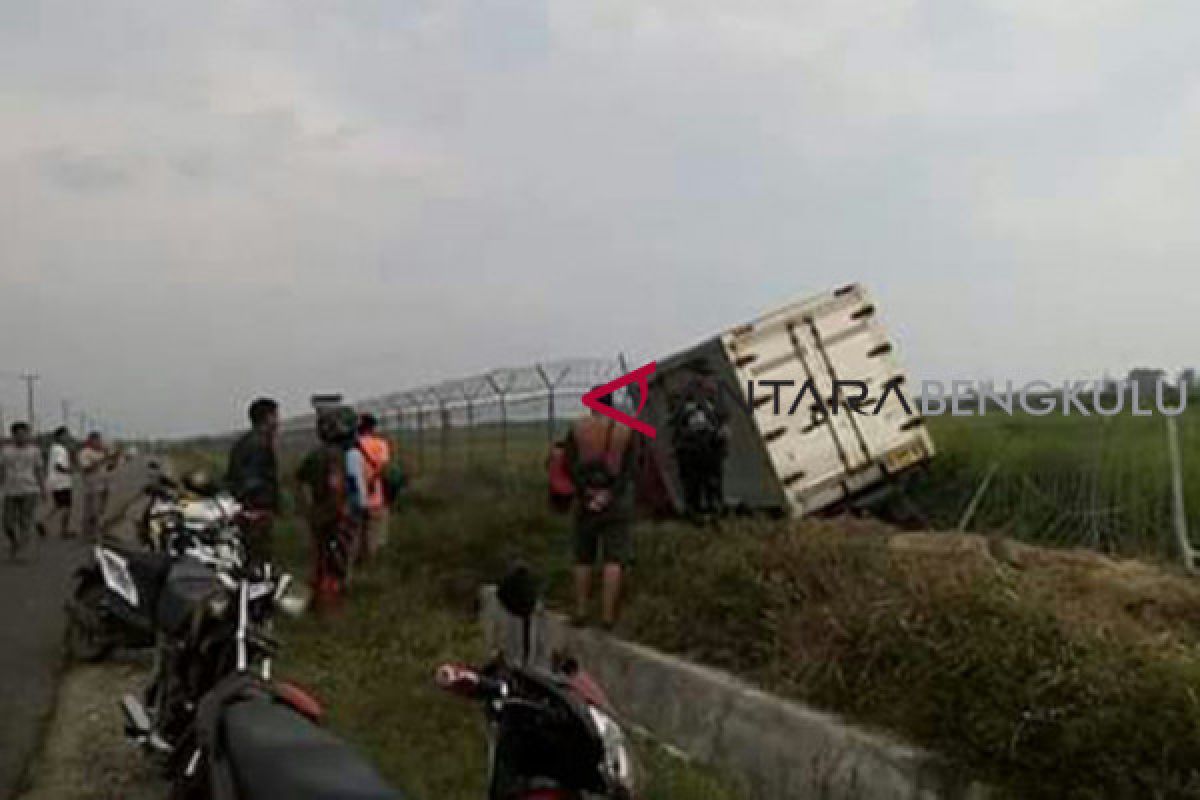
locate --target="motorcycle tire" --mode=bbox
[64,578,116,663]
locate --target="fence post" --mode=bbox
[407,393,425,474]
[616,352,637,411]
[389,400,405,451]
[426,389,448,473]
[1165,415,1194,571]
[462,384,482,468]
[485,373,512,463]
[535,364,572,444]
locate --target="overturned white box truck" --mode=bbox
[642,284,933,517]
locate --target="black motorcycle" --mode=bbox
[64,473,247,662]
[121,556,295,761]
[162,566,397,799]
[64,538,171,661]
[436,567,639,800]
[170,673,400,800]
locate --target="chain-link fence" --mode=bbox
[181,367,1200,565]
[274,357,630,473]
[901,389,1200,564]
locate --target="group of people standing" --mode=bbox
[0,423,120,560]
[224,398,396,612]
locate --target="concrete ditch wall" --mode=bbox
[480,588,990,800]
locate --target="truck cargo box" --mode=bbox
[643,284,933,517]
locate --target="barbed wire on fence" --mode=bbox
[273,356,630,471]
[193,364,1198,566]
[907,404,1196,564]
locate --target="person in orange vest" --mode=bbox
[564,394,639,629]
[357,413,392,563]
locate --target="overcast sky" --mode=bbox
[2,0,1198,436]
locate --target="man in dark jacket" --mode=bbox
[670,369,729,520]
[225,397,280,565]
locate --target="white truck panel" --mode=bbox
[719,284,932,517]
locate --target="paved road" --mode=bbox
[0,456,156,800]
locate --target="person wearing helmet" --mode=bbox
[295,405,366,611]
[225,397,280,566]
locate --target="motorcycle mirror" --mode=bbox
[275,584,311,618]
[496,563,539,620]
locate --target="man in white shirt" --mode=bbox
[43,427,76,539]
[1,422,45,560]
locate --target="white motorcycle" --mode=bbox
[65,472,248,662]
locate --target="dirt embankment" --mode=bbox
[888,530,1200,651]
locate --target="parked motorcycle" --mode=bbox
[120,555,298,759]
[436,567,639,800]
[162,561,396,799]
[65,472,248,662]
[170,673,400,800]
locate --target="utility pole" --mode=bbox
[78,411,86,438]
[61,399,71,432]
[20,373,39,432]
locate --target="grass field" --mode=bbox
[250,391,1200,561]
[244,465,1200,799]
[167,399,1200,799]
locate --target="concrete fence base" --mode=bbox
[480,587,990,800]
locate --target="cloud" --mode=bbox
[36,148,142,193]
[2,0,1199,434]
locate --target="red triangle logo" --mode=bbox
[581,362,657,439]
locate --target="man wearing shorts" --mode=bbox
[1,422,46,560]
[564,395,639,630]
[44,426,76,538]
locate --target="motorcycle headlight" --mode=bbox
[588,706,637,796]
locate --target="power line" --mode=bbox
[20,373,39,432]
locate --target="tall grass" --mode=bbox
[258,464,1200,800]
[259,467,746,800]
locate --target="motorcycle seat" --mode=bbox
[223,699,402,800]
